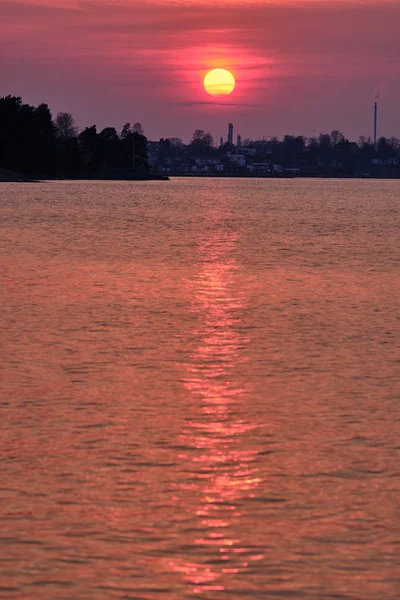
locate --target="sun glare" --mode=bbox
[204,69,236,97]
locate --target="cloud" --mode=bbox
[1,0,399,139]
[177,101,259,107]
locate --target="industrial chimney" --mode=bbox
[228,123,233,146]
[374,101,378,146]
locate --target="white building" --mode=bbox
[247,163,273,175]
[228,154,246,167]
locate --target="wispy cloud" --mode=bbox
[1,0,399,139]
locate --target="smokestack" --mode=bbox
[228,123,233,146]
[374,101,378,146]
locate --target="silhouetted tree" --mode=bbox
[98,127,119,168]
[34,103,57,175]
[3,92,400,180]
[55,112,78,140]
[132,132,148,172]
[388,137,400,152]
[163,137,185,159]
[0,94,150,179]
[376,137,397,159]
[132,122,144,136]
[78,126,98,172]
[121,123,131,139]
[0,95,57,176]
[119,130,148,173]
[190,130,214,155]
[220,141,234,154]
[318,133,332,152]
[331,130,345,146]
[280,135,306,165]
[169,137,184,149]
[191,130,213,147]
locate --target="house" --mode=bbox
[238,147,257,157]
[247,163,273,175]
[227,154,246,167]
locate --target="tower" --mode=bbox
[374,102,378,146]
[228,123,233,145]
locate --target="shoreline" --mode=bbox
[2,169,400,182]
[0,169,170,183]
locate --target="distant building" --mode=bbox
[227,153,246,167]
[247,162,273,175]
[237,134,242,147]
[228,123,233,145]
[192,157,223,173]
[372,157,399,166]
[238,147,256,157]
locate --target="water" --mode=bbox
[1,178,400,599]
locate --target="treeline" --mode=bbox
[244,132,400,175]
[0,95,148,178]
[2,94,399,179]
[154,129,400,177]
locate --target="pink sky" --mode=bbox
[1,0,399,142]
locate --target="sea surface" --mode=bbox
[1,178,400,599]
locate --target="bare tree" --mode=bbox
[190,130,214,148]
[331,130,345,146]
[388,137,400,152]
[168,137,184,148]
[132,122,144,136]
[54,112,78,139]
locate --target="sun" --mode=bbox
[204,69,236,97]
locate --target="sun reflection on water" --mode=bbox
[170,218,263,594]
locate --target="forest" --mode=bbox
[1,94,399,180]
[0,95,148,179]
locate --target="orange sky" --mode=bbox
[1,0,399,141]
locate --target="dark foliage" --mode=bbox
[0,95,148,179]
[2,94,399,179]
[0,96,56,176]
[150,129,400,178]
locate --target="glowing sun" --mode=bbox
[204,68,236,97]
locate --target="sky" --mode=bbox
[1,0,400,142]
